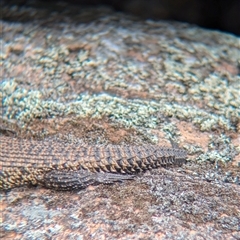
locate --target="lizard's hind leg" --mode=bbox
[42,170,135,190]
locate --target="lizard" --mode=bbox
[0,135,187,190]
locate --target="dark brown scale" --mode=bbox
[124,146,135,160]
[114,147,123,161]
[94,147,102,162]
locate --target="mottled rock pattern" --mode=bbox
[0,1,239,239]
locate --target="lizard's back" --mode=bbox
[0,136,187,190]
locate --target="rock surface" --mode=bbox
[1,1,239,239]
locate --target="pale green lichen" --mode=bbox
[196,134,238,163]
[1,79,236,133]
[183,144,204,155]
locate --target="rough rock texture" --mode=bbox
[0,1,240,239]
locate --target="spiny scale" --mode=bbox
[0,136,187,190]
